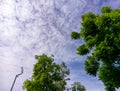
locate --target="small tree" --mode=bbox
[71,82,86,91]
[71,6,120,91]
[23,54,70,91]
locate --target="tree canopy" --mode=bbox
[71,6,120,91]
[71,82,86,91]
[23,54,70,91]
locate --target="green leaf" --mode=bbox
[77,45,89,55]
[71,31,80,39]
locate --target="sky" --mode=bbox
[0,0,120,91]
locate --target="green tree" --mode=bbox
[54,62,70,91]
[71,82,86,91]
[71,6,120,91]
[23,54,70,91]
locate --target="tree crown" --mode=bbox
[71,6,120,91]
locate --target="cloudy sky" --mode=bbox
[0,0,120,91]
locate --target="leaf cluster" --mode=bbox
[71,82,86,91]
[71,6,120,91]
[23,54,70,91]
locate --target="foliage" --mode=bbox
[71,31,80,39]
[71,6,120,91]
[23,54,70,91]
[71,82,86,91]
[77,45,89,55]
[84,56,99,76]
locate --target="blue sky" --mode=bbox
[0,0,120,91]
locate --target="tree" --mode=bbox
[71,82,86,91]
[23,54,70,91]
[54,62,70,91]
[71,6,120,91]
